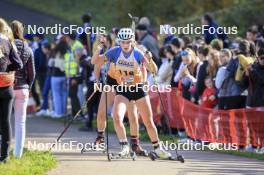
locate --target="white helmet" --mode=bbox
[117,28,134,41]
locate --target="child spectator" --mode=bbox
[199,76,218,108]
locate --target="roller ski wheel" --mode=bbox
[80,142,106,154]
[107,153,112,161]
[149,151,158,161]
[81,146,106,154]
[149,151,185,163]
[177,155,185,163]
[130,151,136,161]
[107,151,136,161]
[167,155,185,163]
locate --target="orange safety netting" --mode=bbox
[149,87,264,147]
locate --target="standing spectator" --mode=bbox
[78,12,95,56]
[160,24,175,45]
[51,37,68,118]
[256,38,264,53]
[0,18,23,163]
[11,20,35,158]
[36,43,54,116]
[193,44,210,102]
[241,48,264,153]
[242,48,264,107]
[215,49,232,109]
[79,33,113,131]
[199,76,218,108]
[180,35,192,50]
[156,45,174,85]
[210,39,223,51]
[246,27,258,43]
[33,34,48,93]
[216,44,247,110]
[170,37,183,87]
[174,48,201,100]
[136,24,160,67]
[65,33,84,117]
[207,50,221,78]
[249,41,256,58]
[201,13,228,48]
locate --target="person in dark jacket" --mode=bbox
[217,40,250,109]
[242,48,264,107]
[31,34,48,109]
[78,12,95,56]
[193,44,210,102]
[11,20,35,158]
[136,24,161,67]
[33,34,48,92]
[170,37,183,87]
[79,34,113,131]
[35,43,54,116]
[0,18,23,163]
[201,13,228,48]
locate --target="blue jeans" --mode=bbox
[41,76,51,110]
[51,76,67,115]
[78,83,85,107]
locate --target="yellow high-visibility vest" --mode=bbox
[64,40,84,77]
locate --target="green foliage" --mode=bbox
[8,0,264,36]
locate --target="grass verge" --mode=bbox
[0,149,57,175]
[214,149,264,160]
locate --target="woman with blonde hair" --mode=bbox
[174,48,202,100]
[11,20,35,158]
[0,18,22,163]
[207,50,221,78]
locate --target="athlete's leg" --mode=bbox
[127,101,139,137]
[97,91,115,131]
[112,95,129,141]
[112,95,130,156]
[135,95,171,158]
[94,90,115,145]
[135,95,159,142]
[127,101,148,155]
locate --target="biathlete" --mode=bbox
[91,33,148,156]
[92,28,171,158]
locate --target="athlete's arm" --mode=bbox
[91,45,105,65]
[94,62,103,82]
[143,51,158,75]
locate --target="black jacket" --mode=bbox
[193,60,209,101]
[14,39,35,90]
[0,34,23,72]
[79,55,93,85]
[241,62,264,107]
[170,53,182,87]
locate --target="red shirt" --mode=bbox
[201,87,218,108]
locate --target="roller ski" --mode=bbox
[148,147,185,163]
[108,143,137,161]
[81,137,106,154]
